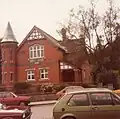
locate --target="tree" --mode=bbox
[58,0,120,85]
[59,0,120,51]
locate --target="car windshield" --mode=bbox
[11,92,17,97]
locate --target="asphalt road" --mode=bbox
[31,104,54,119]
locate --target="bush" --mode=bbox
[36,85,42,92]
[14,82,31,94]
[82,83,97,88]
[52,84,66,92]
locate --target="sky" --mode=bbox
[0,0,119,43]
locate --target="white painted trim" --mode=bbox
[39,67,49,70]
[25,68,36,71]
[27,79,36,81]
[39,68,49,80]
[39,78,49,80]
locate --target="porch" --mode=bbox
[60,62,83,83]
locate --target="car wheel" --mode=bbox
[64,116,75,119]
[19,102,26,106]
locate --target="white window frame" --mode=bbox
[29,44,44,59]
[39,68,48,80]
[83,69,86,79]
[27,70,35,81]
[2,72,7,84]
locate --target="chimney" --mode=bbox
[61,28,67,41]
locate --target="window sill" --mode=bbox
[26,79,36,82]
[28,57,45,60]
[39,79,49,81]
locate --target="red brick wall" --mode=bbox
[1,42,18,85]
[81,60,92,84]
[16,39,64,84]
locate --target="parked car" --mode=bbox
[53,88,120,119]
[0,103,32,119]
[0,92,31,106]
[56,86,84,99]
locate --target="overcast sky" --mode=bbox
[0,0,119,43]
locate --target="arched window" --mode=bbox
[29,45,44,59]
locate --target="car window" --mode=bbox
[0,93,4,98]
[68,93,89,106]
[62,89,66,93]
[90,92,113,105]
[112,94,120,105]
[4,92,14,98]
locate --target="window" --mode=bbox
[29,45,44,59]
[10,72,13,81]
[112,94,120,105]
[4,92,14,98]
[2,50,6,61]
[3,73,7,83]
[83,70,86,79]
[90,93,113,105]
[40,68,48,80]
[10,49,12,61]
[0,92,4,98]
[68,93,89,106]
[27,70,35,80]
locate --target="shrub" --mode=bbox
[36,85,42,92]
[52,84,66,92]
[14,82,31,94]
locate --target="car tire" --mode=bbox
[64,116,75,119]
[19,102,26,106]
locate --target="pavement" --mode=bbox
[29,100,57,106]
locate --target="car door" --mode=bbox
[90,92,120,119]
[66,93,92,119]
[2,92,18,105]
[110,93,120,119]
[0,92,5,103]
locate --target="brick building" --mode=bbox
[0,22,92,87]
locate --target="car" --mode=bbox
[56,86,84,99]
[0,91,31,106]
[53,88,120,119]
[0,103,32,119]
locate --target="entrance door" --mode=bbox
[62,69,74,82]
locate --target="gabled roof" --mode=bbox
[59,39,88,67]
[17,26,67,52]
[1,22,17,43]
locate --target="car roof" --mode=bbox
[68,88,112,94]
[65,86,84,89]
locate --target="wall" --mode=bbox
[81,60,92,84]
[16,38,64,84]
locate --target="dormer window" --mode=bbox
[29,45,44,59]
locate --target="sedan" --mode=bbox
[0,103,32,119]
[0,91,31,106]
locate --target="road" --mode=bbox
[31,104,54,119]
